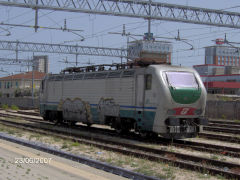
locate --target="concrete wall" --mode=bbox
[0,97,39,109]
[206,100,240,120]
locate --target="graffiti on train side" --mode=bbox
[97,98,120,122]
[60,98,92,123]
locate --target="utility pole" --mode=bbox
[15,41,19,62]
[76,54,78,66]
[148,0,152,37]
[34,0,39,32]
[32,54,34,106]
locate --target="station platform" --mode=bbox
[0,139,128,180]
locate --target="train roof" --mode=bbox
[46,64,196,81]
[149,64,196,72]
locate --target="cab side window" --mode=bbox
[145,74,152,90]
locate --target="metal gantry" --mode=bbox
[0,40,127,58]
[0,57,32,66]
[0,0,240,28]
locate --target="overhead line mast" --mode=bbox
[0,0,240,28]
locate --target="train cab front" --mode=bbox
[161,70,208,139]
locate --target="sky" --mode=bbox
[0,0,240,77]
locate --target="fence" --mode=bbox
[206,100,240,120]
[0,97,39,109]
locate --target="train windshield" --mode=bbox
[165,71,198,88]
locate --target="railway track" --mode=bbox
[199,132,240,144]
[0,111,240,157]
[16,111,39,116]
[14,111,240,133]
[204,119,240,135]
[203,126,240,134]
[209,119,240,126]
[208,123,240,129]
[0,118,240,179]
[5,109,240,135]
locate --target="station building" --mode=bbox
[0,71,46,98]
[194,40,240,95]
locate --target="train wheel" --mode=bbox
[115,127,123,134]
[139,131,152,138]
[115,117,122,134]
[53,118,60,125]
[86,123,92,127]
[114,117,131,134]
[139,131,147,138]
[43,111,49,121]
[67,121,76,126]
[116,125,130,134]
[149,132,158,139]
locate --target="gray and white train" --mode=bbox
[40,64,208,139]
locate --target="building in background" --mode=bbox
[33,55,49,73]
[0,71,46,98]
[193,40,240,95]
[205,45,240,66]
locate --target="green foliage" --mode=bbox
[14,88,21,97]
[11,105,19,110]
[70,142,80,147]
[221,114,226,119]
[1,104,8,110]
[218,96,233,101]
[61,142,68,149]
[210,155,219,160]
[34,90,39,97]
[14,88,35,97]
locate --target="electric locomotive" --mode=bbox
[40,64,207,139]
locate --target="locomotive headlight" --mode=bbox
[167,109,176,115]
[194,109,202,115]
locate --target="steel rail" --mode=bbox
[209,120,240,126]
[16,110,39,116]
[203,126,240,134]
[166,139,240,157]
[208,123,240,129]
[0,111,240,157]
[0,119,240,179]
[199,132,240,144]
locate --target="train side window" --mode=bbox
[145,74,152,90]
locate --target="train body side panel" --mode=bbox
[61,78,135,104]
[41,75,138,125]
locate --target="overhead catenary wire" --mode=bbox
[1,1,240,74]
[0,22,83,32]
